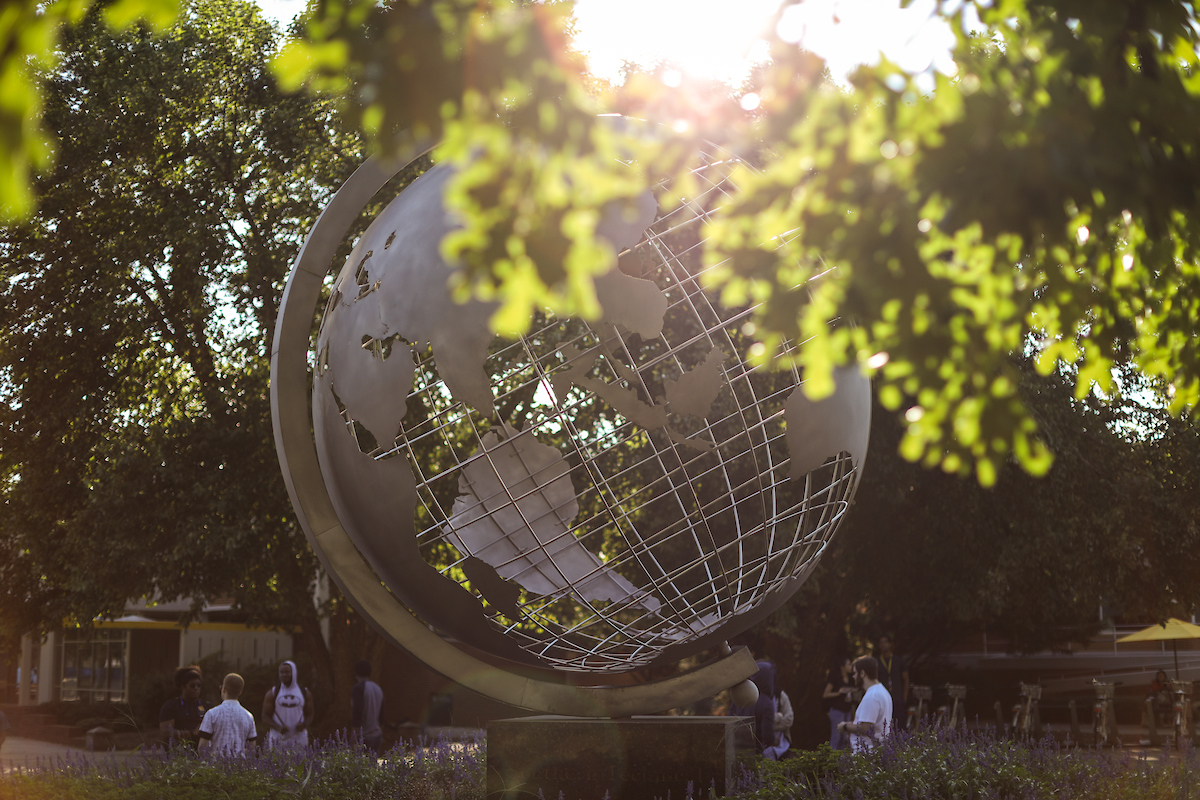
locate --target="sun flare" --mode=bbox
[569,0,784,86]
[253,0,963,89]
[570,0,961,87]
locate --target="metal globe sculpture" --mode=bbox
[272,130,871,716]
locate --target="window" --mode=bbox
[61,630,129,702]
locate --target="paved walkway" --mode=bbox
[0,736,145,774]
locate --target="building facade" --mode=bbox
[15,598,293,706]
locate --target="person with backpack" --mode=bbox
[262,660,314,749]
[770,683,793,760]
[729,661,777,757]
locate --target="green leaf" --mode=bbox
[101,0,179,31]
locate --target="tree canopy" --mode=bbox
[0,0,386,725]
[745,356,1200,746]
[6,0,1200,482]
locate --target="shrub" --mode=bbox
[6,725,1200,800]
[128,671,178,728]
[33,702,138,731]
[0,731,485,800]
[731,727,1200,800]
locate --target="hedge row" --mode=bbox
[3,725,1198,800]
[0,732,483,800]
[737,727,1199,800]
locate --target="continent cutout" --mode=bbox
[661,611,722,639]
[552,343,716,451]
[311,379,537,665]
[668,429,714,453]
[461,556,523,620]
[665,349,727,419]
[785,365,872,482]
[596,190,657,252]
[357,163,499,416]
[594,270,668,340]
[594,191,666,340]
[322,289,414,446]
[446,429,660,612]
[552,344,669,430]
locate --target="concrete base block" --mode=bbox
[487,715,750,800]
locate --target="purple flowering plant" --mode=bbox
[731,726,1199,800]
[0,730,485,800]
[3,725,1198,800]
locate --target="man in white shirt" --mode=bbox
[198,673,257,756]
[837,655,893,751]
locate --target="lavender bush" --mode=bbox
[2,726,1198,800]
[732,727,1198,800]
[0,731,485,800]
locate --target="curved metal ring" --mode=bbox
[269,142,757,716]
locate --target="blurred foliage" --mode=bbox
[0,0,178,222]
[707,0,1200,485]
[6,0,1200,477]
[271,0,1200,483]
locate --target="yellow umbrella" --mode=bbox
[1116,618,1200,677]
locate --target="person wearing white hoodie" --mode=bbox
[262,660,314,749]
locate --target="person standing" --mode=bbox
[729,661,776,756]
[837,656,892,751]
[822,657,854,750]
[198,673,257,756]
[263,660,314,749]
[159,666,208,746]
[766,684,793,760]
[1150,669,1172,726]
[877,635,909,732]
[351,659,385,755]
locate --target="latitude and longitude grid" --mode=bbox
[360,151,859,672]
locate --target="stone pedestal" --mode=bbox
[487,716,750,800]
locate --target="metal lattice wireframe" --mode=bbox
[313,141,865,674]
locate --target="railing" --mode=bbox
[947,622,1200,657]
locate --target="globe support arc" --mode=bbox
[270,144,759,716]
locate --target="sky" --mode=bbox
[570,0,961,84]
[255,0,967,87]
